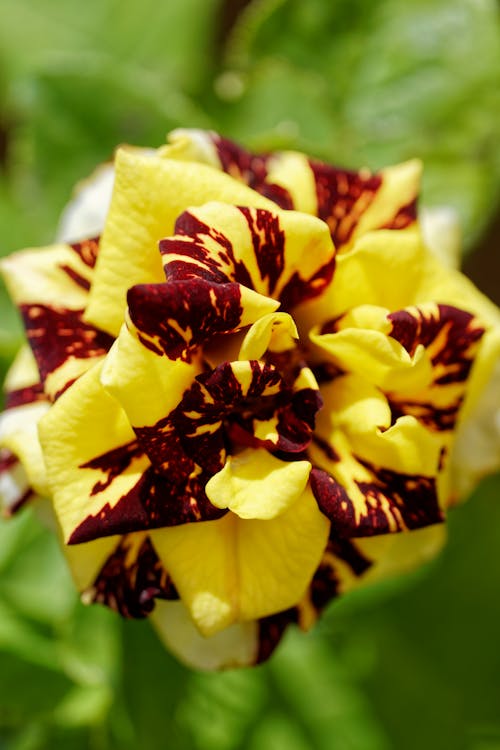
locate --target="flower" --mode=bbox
[1,129,499,670]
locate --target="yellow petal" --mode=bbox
[85,150,276,336]
[310,306,433,393]
[206,449,311,520]
[151,599,259,670]
[151,486,329,636]
[101,323,201,429]
[1,244,92,310]
[161,201,335,305]
[38,362,149,543]
[238,312,298,361]
[265,151,318,214]
[4,345,40,392]
[0,401,50,497]
[354,160,422,241]
[353,523,447,587]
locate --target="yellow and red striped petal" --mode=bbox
[312,301,486,439]
[127,279,278,363]
[160,202,335,310]
[164,129,421,250]
[80,532,178,618]
[84,149,277,337]
[38,362,148,543]
[1,238,112,400]
[308,374,443,537]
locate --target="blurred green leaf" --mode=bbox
[216,0,500,247]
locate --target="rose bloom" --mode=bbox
[1,129,499,670]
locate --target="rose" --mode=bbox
[1,129,499,670]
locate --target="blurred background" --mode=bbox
[0,0,499,748]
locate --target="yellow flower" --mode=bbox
[1,129,499,670]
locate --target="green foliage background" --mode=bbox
[0,1,499,747]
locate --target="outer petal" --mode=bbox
[1,238,112,400]
[298,521,447,622]
[38,362,151,543]
[0,346,50,504]
[85,149,277,336]
[80,533,178,618]
[445,326,500,500]
[57,164,115,242]
[152,600,259,670]
[151,486,329,637]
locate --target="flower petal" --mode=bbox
[311,304,433,392]
[160,202,336,309]
[81,533,178,618]
[38,362,151,543]
[238,312,298,361]
[206,448,311,520]
[151,486,329,636]
[1,239,112,400]
[85,149,277,336]
[152,599,259,670]
[309,375,443,537]
[127,279,278,362]
[165,130,421,249]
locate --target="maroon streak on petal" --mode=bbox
[82,441,144,496]
[127,280,244,361]
[58,237,100,288]
[19,304,113,388]
[310,465,443,538]
[309,161,381,248]
[212,135,294,209]
[162,212,254,289]
[308,535,372,613]
[5,382,45,410]
[58,265,91,291]
[388,304,484,379]
[388,304,485,432]
[389,398,464,432]
[310,468,353,527]
[381,199,417,230]
[239,207,285,296]
[256,607,299,664]
[278,258,336,312]
[73,441,224,543]
[0,449,17,474]
[69,237,100,268]
[69,464,225,544]
[311,434,341,462]
[85,535,178,618]
[0,449,35,516]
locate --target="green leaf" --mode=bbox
[218,0,500,248]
